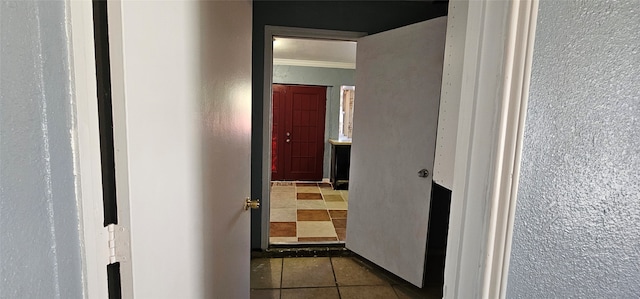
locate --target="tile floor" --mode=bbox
[270,182,348,244]
[250,256,441,299]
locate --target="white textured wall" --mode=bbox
[0,0,83,298]
[507,0,640,297]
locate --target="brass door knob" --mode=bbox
[244,198,260,210]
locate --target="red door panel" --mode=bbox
[271,84,326,181]
[271,85,287,180]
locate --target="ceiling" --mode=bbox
[272,37,357,69]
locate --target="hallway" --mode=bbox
[250,256,441,299]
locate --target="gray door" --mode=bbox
[346,17,447,287]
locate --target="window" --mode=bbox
[339,85,355,140]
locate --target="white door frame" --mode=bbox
[444,0,539,298]
[69,0,136,297]
[261,26,366,249]
[70,0,539,297]
[68,0,109,298]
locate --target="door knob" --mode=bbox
[286,138,291,143]
[286,132,291,137]
[244,198,260,210]
[418,169,430,178]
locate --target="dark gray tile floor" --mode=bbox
[251,256,441,299]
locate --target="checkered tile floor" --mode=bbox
[251,256,442,298]
[269,181,348,244]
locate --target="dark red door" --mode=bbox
[271,84,326,181]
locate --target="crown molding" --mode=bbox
[273,58,356,69]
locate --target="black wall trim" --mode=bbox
[423,182,452,286]
[107,262,122,299]
[92,0,118,226]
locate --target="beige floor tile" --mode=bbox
[325,201,348,210]
[269,237,298,243]
[320,189,342,195]
[393,285,441,299]
[295,185,309,189]
[338,285,399,299]
[296,186,321,193]
[270,186,296,192]
[323,194,344,202]
[340,190,349,201]
[297,221,337,238]
[331,257,388,286]
[271,197,297,209]
[281,257,335,288]
[250,258,282,289]
[297,200,327,210]
[271,185,295,190]
[270,191,296,200]
[270,208,296,222]
[281,287,340,299]
[250,289,280,299]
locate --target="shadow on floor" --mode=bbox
[250,255,441,299]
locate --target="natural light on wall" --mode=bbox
[232,82,252,134]
[339,85,355,140]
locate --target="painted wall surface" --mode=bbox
[252,0,448,248]
[273,65,355,178]
[0,0,84,298]
[507,0,640,297]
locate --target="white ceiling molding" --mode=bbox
[273,58,356,69]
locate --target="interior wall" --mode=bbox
[252,0,448,249]
[507,0,640,297]
[0,0,84,297]
[273,65,356,178]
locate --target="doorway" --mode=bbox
[74,0,533,296]
[268,36,357,245]
[262,18,453,289]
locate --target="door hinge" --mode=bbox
[107,224,130,264]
